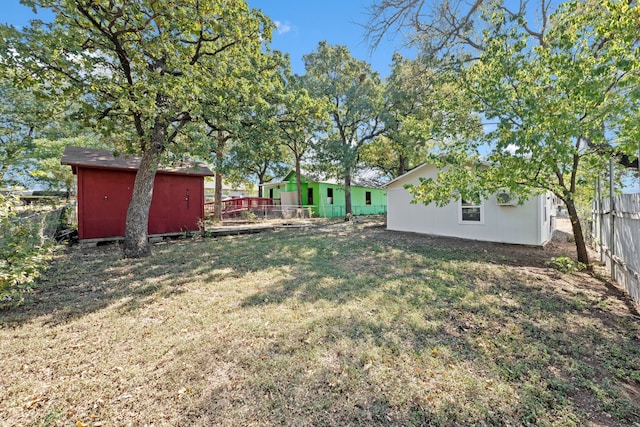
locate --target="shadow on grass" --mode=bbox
[0,241,195,327]
[2,223,639,425]
[0,224,569,328]
[181,228,639,425]
[235,281,640,424]
[2,229,388,327]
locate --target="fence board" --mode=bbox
[593,193,640,304]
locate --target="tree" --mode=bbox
[303,41,385,216]
[383,0,639,266]
[363,53,480,179]
[2,0,271,257]
[366,0,540,59]
[198,50,288,220]
[0,194,55,299]
[366,0,640,170]
[30,134,107,198]
[0,27,108,193]
[226,132,290,198]
[272,72,329,206]
[0,57,46,188]
[225,83,294,198]
[224,63,329,204]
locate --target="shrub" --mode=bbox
[548,256,586,273]
[0,194,56,301]
[240,210,258,222]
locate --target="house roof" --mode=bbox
[61,146,213,176]
[384,163,433,188]
[384,159,492,188]
[260,171,320,187]
[261,170,384,189]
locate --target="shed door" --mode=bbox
[149,174,203,234]
[79,168,134,239]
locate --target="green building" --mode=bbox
[261,171,387,218]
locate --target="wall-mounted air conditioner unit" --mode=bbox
[496,191,516,206]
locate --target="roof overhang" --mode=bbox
[61,146,214,176]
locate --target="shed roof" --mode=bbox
[61,146,213,176]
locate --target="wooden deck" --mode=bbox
[77,220,314,246]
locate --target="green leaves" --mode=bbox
[0,195,55,300]
[404,0,639,202]
[369,0,639,264]
[5,0,273,159]
[370,53,480,179]
[303,42,385,182]
[1,0,279,256]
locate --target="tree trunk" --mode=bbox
[397,154,407,177]
[123,140,163,258]
[295,155,303,207]
[65,182,72,203]
[214,170,223,221]
[256,160,269,198]
[344,167,352,216]
[565,198,591,267]
[213,131,225,222]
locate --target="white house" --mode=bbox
[385,163,555,246]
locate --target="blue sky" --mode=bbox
[2,0,411,76]
[247,0,412,76]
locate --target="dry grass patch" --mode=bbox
[1,220,639,426]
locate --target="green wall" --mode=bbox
[263,174,386,218]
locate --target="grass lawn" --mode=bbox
[1,219,639,426]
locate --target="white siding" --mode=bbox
[538,193,554,245]
[386,164,551,246]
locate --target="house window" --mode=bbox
[459,196,483,224]
[327,188,333,204]
[365,191,371,205]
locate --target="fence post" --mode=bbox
[593,178,597,247]
[596,177,603,263]
[609,158,615,280]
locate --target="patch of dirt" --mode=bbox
[313,216,577,267]
[310,216,640,320]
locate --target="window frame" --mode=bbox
[458,196,484,225]
[327,188,334,204]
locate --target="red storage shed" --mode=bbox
[61,146,213,240]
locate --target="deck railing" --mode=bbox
[204,198,386,219]
[204,197,280,218]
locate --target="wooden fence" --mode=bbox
[592,193,640,303]
[11,205,70,241]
